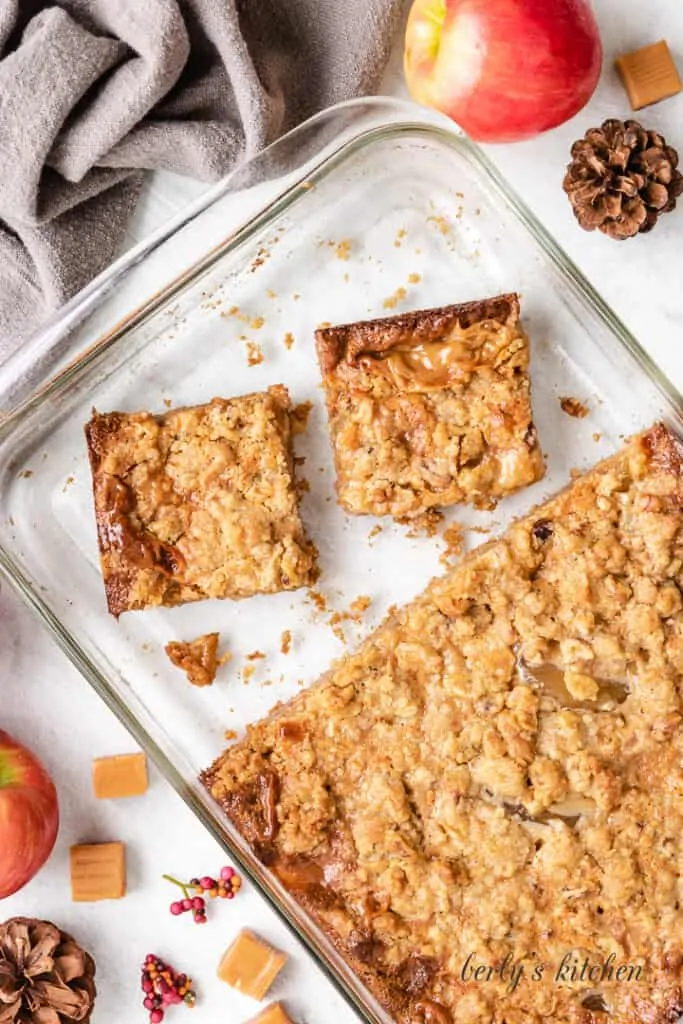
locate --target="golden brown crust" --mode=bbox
[315,294,544,520]
[85,386,318,616]
[315,294,520,374]
[203,424,683,1024]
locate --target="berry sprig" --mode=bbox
[141,954,196,1023]
[163,866,242,924]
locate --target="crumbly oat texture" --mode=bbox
[315,295,544,519]
[203,424,683,1024]
[85,386,318,616]
[165,633,220,687]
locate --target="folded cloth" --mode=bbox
[0,0,404,359]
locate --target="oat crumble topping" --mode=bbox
[203,425,683,1024]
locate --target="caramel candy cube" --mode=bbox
[70,842,126,901]
[218,930,287,1000]
[246,1003,294,1024]
[92,752,148,799]
[615,40,683,110]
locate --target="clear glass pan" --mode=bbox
[1,97,682,1024]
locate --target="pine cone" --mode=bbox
[563,119,683,239]
[0,918,96,1024]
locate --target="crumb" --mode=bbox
[469,525,491,535]
[224,729,238,741]
[163,398,172,408]
[399,508,443,538]
[301,181,314,191]
[296,477,311,497]
[593,432,602,442]
[297,679,305,688]
[440,522,465,565]
[428,215,451,235]
[333,239,352,261]
[327,594,372,643]
[165,633,220,687]
[368,524,383,541]
[293,293,301,301]
[228,305,240,316]
[394,228,407,248]
[218,651,232,668]
[291,401,313,435]
[283,332,295,350]
[328,611,346,644]
[142,642,151,652]
[250,316,265,330]
[407,272,421,284]
[560,396,589,419]
[349,595,371,619]
[294,456,306,466]
[280,630,292,655]
[246,341,264,366]
[242,664,255,683]
[267,289,277,299]
[317,320,332,329]
[250,248,269,271]
[307,589,328,612]
[246,650,266,661]
[383,286,407,310]
[62,475,75,492]
[262,679,274,687]
[18,469,33,479]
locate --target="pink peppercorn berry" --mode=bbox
[220,866,235,881]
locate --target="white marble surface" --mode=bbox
[2,1,683,1021]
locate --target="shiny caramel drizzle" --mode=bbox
[356,321,518,391]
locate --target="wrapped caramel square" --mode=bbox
[615,40,682,109]
[70,842,126,901]
[217,929,287,1000]
[92,752,148,799]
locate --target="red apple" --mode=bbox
[404,0,603,142]
[0,730,59,898]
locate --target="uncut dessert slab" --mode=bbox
[1,119,683,1024]
[203,423,683,1024]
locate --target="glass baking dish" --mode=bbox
[1,97,682,1024]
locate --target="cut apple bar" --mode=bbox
[315,294,544,518]
[85,386,318,616]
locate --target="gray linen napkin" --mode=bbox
[0,0,404,358]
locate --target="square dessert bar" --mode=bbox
[85,385,318,616]
[203,424,683,1024]
[315,293,544,518]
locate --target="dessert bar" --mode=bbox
[203,424,683,1024]
[315,294,544,518]
[85,386,318,615]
